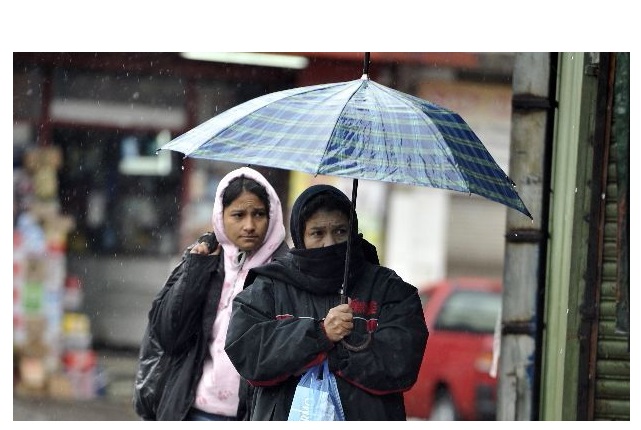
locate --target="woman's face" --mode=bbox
[303,209,349,249]
[223,190,269,252]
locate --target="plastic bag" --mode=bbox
[287,360,345,421]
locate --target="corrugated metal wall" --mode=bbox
[592,52,630,421]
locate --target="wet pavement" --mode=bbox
[12,348,426,421]
[13,393,139,421]
[13,349,141,421]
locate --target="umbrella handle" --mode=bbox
[341,333,372,352]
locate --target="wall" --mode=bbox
[67,256,180,348]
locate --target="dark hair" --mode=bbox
[222,175,270,216]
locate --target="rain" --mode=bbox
[12,51,631,422]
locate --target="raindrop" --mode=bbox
[181,165,185,171]
[601,193,606,200]
[574,188,578,193]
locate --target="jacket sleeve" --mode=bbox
[224,277,334,386]
[149,252,219,355]
[328,272,429,395]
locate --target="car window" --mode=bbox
[434,290,501,334]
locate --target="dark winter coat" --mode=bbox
[133,247,223,420]
[224,240,429,420]
[133,166,288,420]
[133,240,289,420]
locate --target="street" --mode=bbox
[13,349,140,421]
[13,394,139,421]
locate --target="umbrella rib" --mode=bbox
[166,82,348,157]
[368,82,529,216]
[161,76,531,219]
[314,79,365,177]
[373,82,469,185]
[374,82,514,187]
[215,83,347,154]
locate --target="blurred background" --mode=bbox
[12,52,630,421]
[12,52,514,420]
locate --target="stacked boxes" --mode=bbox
[13,146,103,400]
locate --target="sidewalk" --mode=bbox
[14,349,141,421]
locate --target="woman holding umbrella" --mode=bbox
[224,184,429,420]
[133,167,288,420]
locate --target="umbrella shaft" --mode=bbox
[341,179,359,303]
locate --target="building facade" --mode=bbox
[14,52,515,349]
[498,52,630,420]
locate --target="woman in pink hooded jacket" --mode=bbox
[133,167,288,421]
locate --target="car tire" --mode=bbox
[429,389,457,421]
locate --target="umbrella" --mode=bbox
[162,56,530,219]
[160,53,531,350]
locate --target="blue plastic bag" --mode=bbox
[287,360,345,421]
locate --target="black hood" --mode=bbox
[289,183,358,249]
[245,184,380,296]
[289,183,379,265]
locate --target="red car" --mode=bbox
[404,277,502,420]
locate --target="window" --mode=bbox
[56,127,183,256]
[434,290,501,334]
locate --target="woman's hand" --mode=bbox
[190,241,221,256]
[323,303,354,342]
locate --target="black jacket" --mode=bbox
[224,242,429,420]
[133,240,288,420]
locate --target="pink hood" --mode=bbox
[212,166,286,276]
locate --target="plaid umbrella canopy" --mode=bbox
[160,53,531,350]
[162,68,531,220]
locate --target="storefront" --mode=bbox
[14,53,517,400]
[13,54,297,385]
